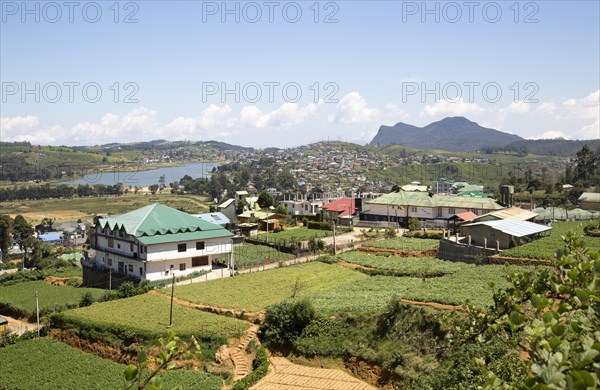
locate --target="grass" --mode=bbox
[256,227,332,243]
[308,260,536,311]
[338,252,462,274]
[166,262,368,312]
[362,236,440,251]
[61,293,248,339]
[233,242,296,268]
[502,220,600,260]
[0,338,222,390]
[0,193,210,223]
[0,281,104,317]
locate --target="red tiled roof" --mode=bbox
[452,211,478,222]
[322,198,355,218]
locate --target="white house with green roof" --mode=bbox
[90,203,233,281]
[361,190,505,227]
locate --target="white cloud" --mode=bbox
[535,101,557,115]
[505,101,531,114]
[328,92,382,124]
[528,130,567,139]
[420,98,484,117]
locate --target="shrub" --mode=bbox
[232,347,269,390]
[79,292,95,307]
[384,227,396,239]
[408,218,420,231]
[307,221,332,230]
[259,298,315,347]
[583,220,600,237]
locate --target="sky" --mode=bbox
[1,0,599,148]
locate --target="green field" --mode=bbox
[61,293,248,340]
[309,261,535,312]
[256,227,332,243]
[0,281,104,318]
[233,242,296,268]
[1,194,210,223]
[502,220,600,260]
[166,262,368,312]
[338,252,461,274]
[0,338,222,390]
[362,236,440,251]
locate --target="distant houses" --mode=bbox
[578,192,600,211]
[361,190,504,228]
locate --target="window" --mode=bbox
[108,258,112,266]
[108,237,114,248]
[437,207,443,217]
[117,243,121,249]
[192,256,209,267]
[180,263,186,271]
[139,267,143,275]
[177,243,187,252]
[128,264,133,272]
[130,244,134,251]
[411,206,417,213]
[140,245,146,254]
[196,241,205,250]
[448,208,455,215]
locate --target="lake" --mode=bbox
[61,162,218,187]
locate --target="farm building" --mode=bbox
[237,210,285,231]
[532,207,599,222]
[88,203,233,282]
[460,219,552,249]
[361,190,504,228]
[578,192,600,211]
[471,207,538,223]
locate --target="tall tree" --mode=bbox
[257,192,275,209]
[574,144,598,186]
[12,214,33,250]
[0,215,13,256]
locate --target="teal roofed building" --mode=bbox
[89,203,233,282]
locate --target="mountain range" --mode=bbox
[370,117,524,152]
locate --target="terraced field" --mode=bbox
[0,338,221,390]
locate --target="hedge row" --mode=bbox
[232,347,269,390]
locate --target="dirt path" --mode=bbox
[2,315,36,335]
[230,325,260,383]
[251,356,376,390]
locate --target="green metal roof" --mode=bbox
[368,191,504,210]
[98,203,231,243]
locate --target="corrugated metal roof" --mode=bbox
[218,198,235,208]
[98,204,229,242]
[579,192,600,202]
[474,207,538,222]
[138,229,232,245]
[368,191,504,210]
[463,220,552,237]
[194,212,231,225]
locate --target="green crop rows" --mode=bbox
[61,293,248,339]
[233,242,295,268]
[166,262,367,312]
[0,338,221,390]
[502,221,600,260]
[338,252,463,274]
[362,236,439,251]
[308,261,536,312]
[0,281,104,318]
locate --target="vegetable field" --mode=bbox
[256,227,331,242]
[166,262,367,312]
[0,338,221,390]
[338,252,463,274]
[0,281,104,318]
[308,261,536,311]
[60,293,248,339]
[502,221,600,260]
[233,242,295,268]
[362,236,439,251]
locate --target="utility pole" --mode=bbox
[332,220,337,255]
[168,273,175,327]
[35,291,40,336]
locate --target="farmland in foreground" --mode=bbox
[338,252,463,274]
[308,260,536,311]
[0,281,105,319]
[362,236,440,251]
[166,262,368,312]
[502,220,600,260]
[0,338,221,390]
[59,293,248,340]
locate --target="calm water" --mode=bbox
[62,162,217,187]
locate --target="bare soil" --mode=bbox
[45,275,82,286]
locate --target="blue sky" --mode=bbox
[1,0,599,147]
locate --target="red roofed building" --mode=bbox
[321,198,356,225]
